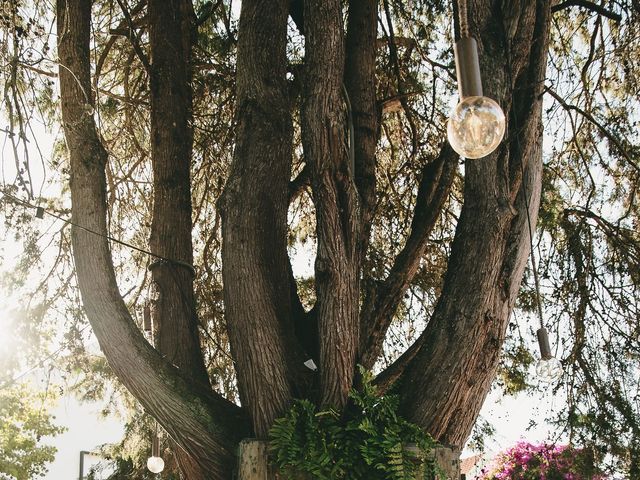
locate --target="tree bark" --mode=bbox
[344,0,378,258]
[220,0,306,438]
[147,1,213,476]
[302,0,361,409]
[57,1,248,478]
[399,0,552,448]
[147,0,210,388]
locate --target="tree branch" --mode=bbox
[359,143,457,370]
[551,0,622,21]
[398,0,551,448]
[147,0,211,388]
[302,0,361,409]
[345,0,379,259]
[221,0,307,437]
[544,86,640,176]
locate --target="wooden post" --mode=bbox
[237,439,460,479]
[432,446,461,480]
[237,440,272,480]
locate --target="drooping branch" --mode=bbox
[544,86,640,176]
[56,1,247,478]
[551,0,622,22]
[398,0,552,448]
[220,0,306,438]
[302,0,361,409]
[359,143,457,370]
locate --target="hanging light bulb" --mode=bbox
[536,327,563,382]
[447,37,505,159]
[147,429,165,473]
[147,456,165,474]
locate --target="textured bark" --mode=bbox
[147,0,210,391]
[220,0,303,438]
[399,0,552,448]
[344,0,378,257]
[147,3,212,476]
[302,0,361,409]
[57,1,247,478]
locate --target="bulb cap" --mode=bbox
[537,327,553,360]
[454,37,483,98]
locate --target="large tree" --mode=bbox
[1,0,639,478]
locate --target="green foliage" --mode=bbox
[270,369,437,480]
[0,384,65,480]
[496,338,536,395]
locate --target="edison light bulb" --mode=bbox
[447,96,505,159]
[536,356,563,382]
[147,455,165,474]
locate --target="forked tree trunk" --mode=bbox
[57,0,554,477]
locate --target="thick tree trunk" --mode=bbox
[147,0,209,387]
[398,0,552,448]
[302,0,361,410]
[147,1,212,476]
[57,1,247,478]
[220,0,305,438]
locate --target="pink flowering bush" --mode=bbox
[479,441,607,480]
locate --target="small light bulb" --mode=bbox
[447,96,505,159]
[536,356,563,382]
[147,455,165,474]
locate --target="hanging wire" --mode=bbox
[0,189,195,274]
[500,9,547,332]
[458,0,470,38]
[519,159,546,331]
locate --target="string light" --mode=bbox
[447,0,505,158]
[0,189,195,273]
[147,429,165,474]
[505,61,563,384]
[536,327,563,382]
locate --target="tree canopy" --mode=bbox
[0,0,639,478]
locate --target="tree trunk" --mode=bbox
[57,1,247,478]
[147,0,209,388]
[147,2,212,476]
[398,0,552,447]
[344,0,378,258]
[220,0,305,439]
[302,0,361,410]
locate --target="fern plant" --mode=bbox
[269,369,438,480]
